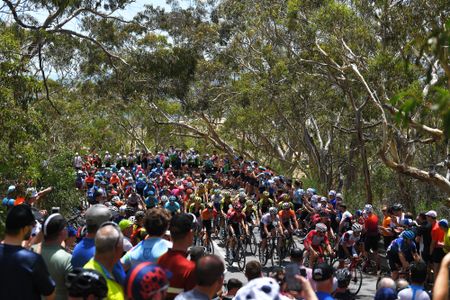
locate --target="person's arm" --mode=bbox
[433,252,450,300]
[398,251,409,269]
[32,255,56,299]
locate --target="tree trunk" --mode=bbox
[355,109,373,203]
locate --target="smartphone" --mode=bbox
[285,263,302,291]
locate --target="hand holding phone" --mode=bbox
[285,263,302,292]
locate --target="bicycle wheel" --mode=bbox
[258,243,269,266]
[204,237,214,254]
[247,233,257,255]
[276,242,283,267]
[348,267,363,296]
[237,242,247,271]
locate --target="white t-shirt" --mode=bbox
[398,286,430,300]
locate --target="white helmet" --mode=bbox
[316,223,327,232]
[352,223,363,232]
[269,207,278,215]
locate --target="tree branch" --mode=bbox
[38,44,61,115]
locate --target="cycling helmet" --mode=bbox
[161,195,169,203]
[194,196,202,203]
[119,205,127,213]
[239,192,246,199]
[335,268,351,288]
[214,189,220,194]
[222,191,231,198]
[238,188,246,193]
[282,202,291,209]
[355,210,363,217]
[66,268,108,298]
[352,223,363,232]
[364,204,373,213]
[328,190,336,197]
[246,199,253,207]
[263,191,270,197]
[402,230,415,240]
[392,203,403,211]
[269,207,278,215]
[135,211,145,220]
[206,202,214,209]
[169,196,177,202]
[316,223,327,232]
[336,193,343,200]
[320,197,327,203]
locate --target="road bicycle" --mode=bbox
[226,234,246,271]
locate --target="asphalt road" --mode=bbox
[210,230,380,299]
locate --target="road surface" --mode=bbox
[210,232,380,299]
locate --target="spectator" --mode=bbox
[0,205,55,299]
[71,205,126,284]
[397,260,430,300]
[40,213,73,300]
[439,219,449,253]
[312,263,335,300]
[333,268,354,300]
[379,206,394,250]
[124,262,170,300]
[188,246,206,263]
[290,248,315,290]
[222,278,243,300]
[433,252,450,300]
[66,268,108,300]
[84,223,125,300]
[64,226,77,253]
[121,208,172,271]
[2,185,16,208]
[427,210,445,276]
[175,254,225,300]
[416,212,432,278]
[396,279,409,293]
[245,260,263,281]
[118,219,133,252]
[158,213,197,299]
[377,277,396,291]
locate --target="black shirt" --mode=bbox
[0,244,55,300]
[417,221,432,251]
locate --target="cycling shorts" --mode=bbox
[229,223,242,237]
[338,245,356,260]
[202,220,213,234]
[260,223,275,239]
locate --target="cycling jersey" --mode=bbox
[258,199,274,214]
[188,203,204,218]
[387,237,417,255]
[339,230,360,247]
[201,208,217,221]
[260,213,279,226]
[278,209,295,224]
[220,200,233,213]
[243,206,257,219]
[305,230,329,247]
[364,213,379,236]
[227,211,245,224]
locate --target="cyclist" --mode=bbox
[201,202,217,245]
[279,202,298,236]
[164,195,181,216]
[303,223,333,268]
[258,191,274,218]
[188,196,204,220]
[338,203,353,235]
[226,203,247,258]
[243,199,259,229]
[259,207,283,254]
[387,230,421,280]
[337,223,363,268]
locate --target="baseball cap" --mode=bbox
[169,213,195,236]
[425,210,437,218]
[125,262,170,300]
[6,205,35,231]
[119,219,133,231]
[439,219,449,228]
[85,205,112,228]
[43,213,67,237]
[313,263,334,281]
[233,277,281,300]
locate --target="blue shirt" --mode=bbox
[71,237,126,284]
[316,291,335,300]
[121,237,171,270]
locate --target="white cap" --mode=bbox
[425,210,437,218]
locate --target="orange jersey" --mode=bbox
[278,209,295,223]
[201,208,217,221]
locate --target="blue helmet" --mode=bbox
[402,230,415,240]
